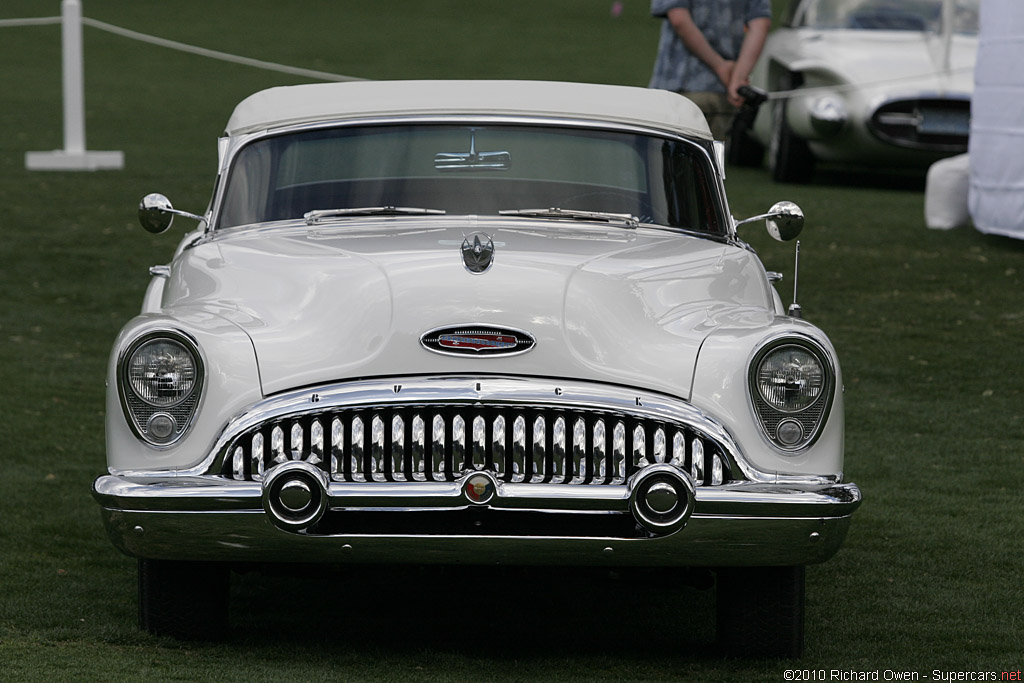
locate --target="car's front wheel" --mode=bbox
[138,559,230,639]
[715,565,805,658]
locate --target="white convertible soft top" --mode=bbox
[224,80,712,140]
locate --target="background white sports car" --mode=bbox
[735,0,978,182]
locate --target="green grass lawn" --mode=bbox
[1,1,1021,680]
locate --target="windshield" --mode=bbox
[797,0,979,34]
[217,123,726,235]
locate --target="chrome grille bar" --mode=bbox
[227,404,734,487]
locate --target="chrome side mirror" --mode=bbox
[138,193,205,234]
[735,201,804,241]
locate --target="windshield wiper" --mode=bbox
[498,207,639,229]
[304,206,446,225]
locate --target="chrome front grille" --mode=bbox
[222,397,735,488]
[869,97,970,151]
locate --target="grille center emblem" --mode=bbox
[420,325,536,357]
[464,473,495,504]
[461,232,494,273]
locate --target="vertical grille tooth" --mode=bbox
[633,424,648,469]
[492,415,507,479]
[230,403,734,487]
[290,423,303,461]
[552,416,566,483]
[370,415,386,482]
[232,447,244,480]
[330,418,343,480]
[350,416,366,482]
[411,415,427,482]
[271,425,286,465]
[430,413,445,481]
[711,454,724,486]
[692,437,705,486]
[611,422,626,484]
[592,419,607,484]
[530,415,546,483]
[671,431,685,469]
[309,420,323,466]
[570,417,586,484]
[452,415,466,475]
[391,415,406,482]
[511,415,526,482]
[251,432,265,480]
[472,416,487,471]
[653,427,666,464]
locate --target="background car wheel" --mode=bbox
[138,559,230,639]
[726,128,765,168]
[715,565,805,658]
[769,99,815,183]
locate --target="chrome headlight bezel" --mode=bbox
[117,330,205,448]
[748,335,836,454]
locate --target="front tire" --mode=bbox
[716,565,805,658]
[138,559,230,639]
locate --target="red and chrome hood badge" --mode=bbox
[420,324,536,357]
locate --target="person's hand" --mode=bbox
[727,74,749,107]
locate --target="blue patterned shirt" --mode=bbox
[648,0,772,94]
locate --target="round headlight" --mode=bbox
[126,338,198,407]
[755,344,824,413]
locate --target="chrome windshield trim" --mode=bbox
[209,114,731,239]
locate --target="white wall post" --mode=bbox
[25,0,124,171]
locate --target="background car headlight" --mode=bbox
[749,338,834,452]
[119,332,204,447]
[809,94,847,137]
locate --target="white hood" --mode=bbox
[161,219,776,398]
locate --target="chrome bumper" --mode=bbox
[93,467,861,567]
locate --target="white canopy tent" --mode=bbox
[968,0,1024,238]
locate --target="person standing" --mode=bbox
[648,0,771,140]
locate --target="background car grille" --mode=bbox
[222,404,734,487]
[869,98,970,151]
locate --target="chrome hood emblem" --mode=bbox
[461,232,494,273]
[420,324,536,357]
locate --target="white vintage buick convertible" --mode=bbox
[93,80,860,657]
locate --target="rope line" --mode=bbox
[1,14,363,82]
[0,16,60,27]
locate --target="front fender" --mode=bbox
[105,309,263,473]
[690,314,844,479]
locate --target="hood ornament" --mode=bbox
[420,324,536,357]
[461,232,495,273]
